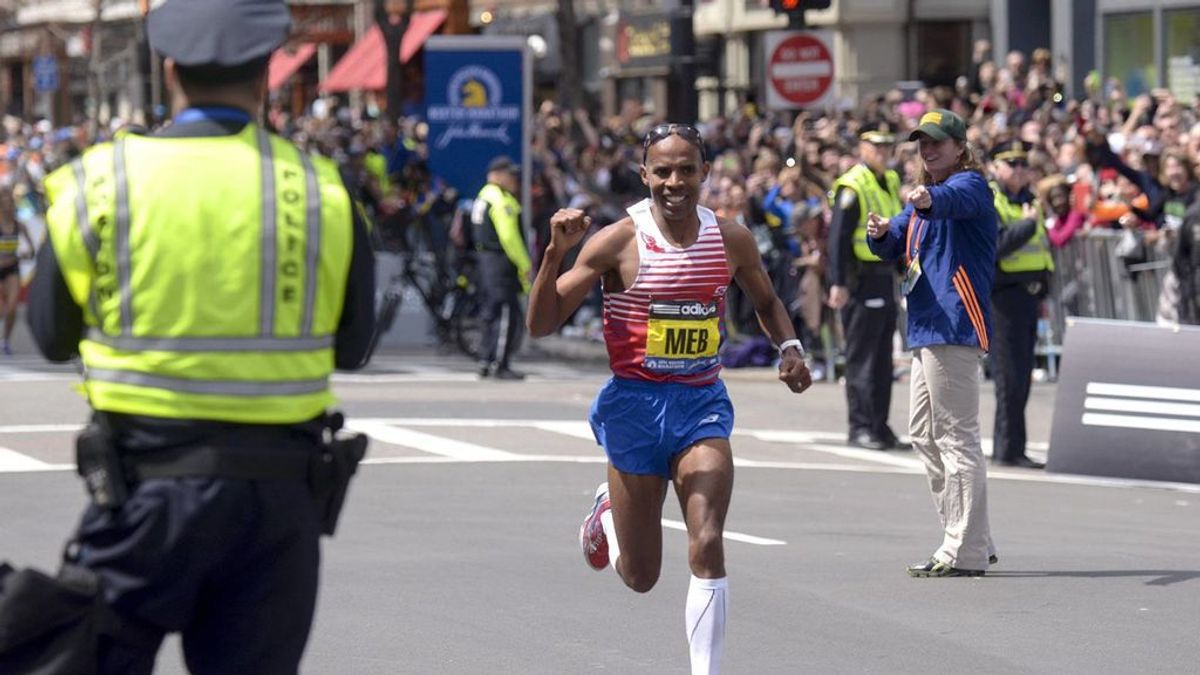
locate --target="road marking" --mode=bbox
[530,421,595,441]
[661,518,786,546]
[0,446,53,472]
[346,421,520,461]
[0,419,1193,492]
[0,424,84,434]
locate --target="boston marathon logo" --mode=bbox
[428,65,522,149]
[644,300,721,372]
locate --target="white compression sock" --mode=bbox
[600,509,620,569]
[685,575,728,675]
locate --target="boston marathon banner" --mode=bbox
[424,36,530,227]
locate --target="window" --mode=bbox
[1164,8,1200,100]
[916,22,971,88]
[1104,12,1156,97]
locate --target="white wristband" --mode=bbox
[777,338,805,356]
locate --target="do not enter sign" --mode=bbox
[764,30,834,110]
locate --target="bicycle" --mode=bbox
[366,249,483,361]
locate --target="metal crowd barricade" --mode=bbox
[1040,230,1171,378]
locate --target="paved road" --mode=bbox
[1,347,1197,674]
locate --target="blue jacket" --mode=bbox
[868,170,997,352]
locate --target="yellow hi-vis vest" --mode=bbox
[365,151,391,193]
[44,125,353,424]
[830,164,902,262]
[990,181,1055,273]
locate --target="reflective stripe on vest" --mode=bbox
[44,125,353,424]
[831,165,902,262]
[69,158,102,321]
[991,182,1055,273]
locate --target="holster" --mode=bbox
[309,413,368,537]
[74,419,128,510]
[0,562,103,675]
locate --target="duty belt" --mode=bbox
[124,444,317,482]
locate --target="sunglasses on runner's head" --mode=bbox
[642,124,707,162]
[1004,159,1029,168]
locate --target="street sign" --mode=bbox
[763,30,834,110]
[33,55,59,92]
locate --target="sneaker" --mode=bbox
[579,483,611,571]
[906,556,985,578]
[493,367,526,381]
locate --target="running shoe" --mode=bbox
[906,556,985,578]
[579,483,611,571]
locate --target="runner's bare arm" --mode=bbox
[722,219,813,394]
[527,211,630,337]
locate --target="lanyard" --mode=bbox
[905,211,927,266]
[172,107,253,126]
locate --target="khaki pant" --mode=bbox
[909,345,994,570]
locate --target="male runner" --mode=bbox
[527,123,812,674]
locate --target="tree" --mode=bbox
[555,0,581,110]
[374,0,413,124]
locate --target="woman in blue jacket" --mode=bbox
[866,109,998,577]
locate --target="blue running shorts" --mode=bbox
[589,376,735,478]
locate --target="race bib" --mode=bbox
[900,257,923,296]
[644,300,721,372]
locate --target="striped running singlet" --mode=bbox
[604,198,731,385]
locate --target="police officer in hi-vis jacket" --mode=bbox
[20,0,375,670]
[988,139,1053,469]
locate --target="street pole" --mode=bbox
[555,0,582,110]
[375,0,413,125]
[87,0,103,139]
[666,0,697,124]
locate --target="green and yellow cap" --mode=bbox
[908,109,967,142]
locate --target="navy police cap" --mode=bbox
[148,0,290,69]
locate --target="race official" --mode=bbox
[988,140,1052,469]
[472,155,530,380]
[21,0,375,672]
[827,127,908,450]
[866,109,998,577]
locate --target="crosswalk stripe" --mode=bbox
[346,421,520,461]
[661,518,786,546]
[0,446,53,472]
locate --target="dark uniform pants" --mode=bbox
[840,273,898,438]
[76,476,321,675]
[477,250,524,370]
[990,284,1040,462]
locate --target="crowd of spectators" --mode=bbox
[520,41,1200,353]
[2,41,1198,362]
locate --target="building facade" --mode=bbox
[468,0,1198,119]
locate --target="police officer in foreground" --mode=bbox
[989,139,1052,469]
[21,0,375,671]
[827,126,909,450]
[472,156,530,380]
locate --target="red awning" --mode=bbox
[320,10,447,93]
[268,43,316,91]
[400,9,447,63]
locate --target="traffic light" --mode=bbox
[772,0,833,12]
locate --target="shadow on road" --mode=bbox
[987,570,1200,586]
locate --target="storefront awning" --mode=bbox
[268,43,316,91]
[319,10,447,93]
